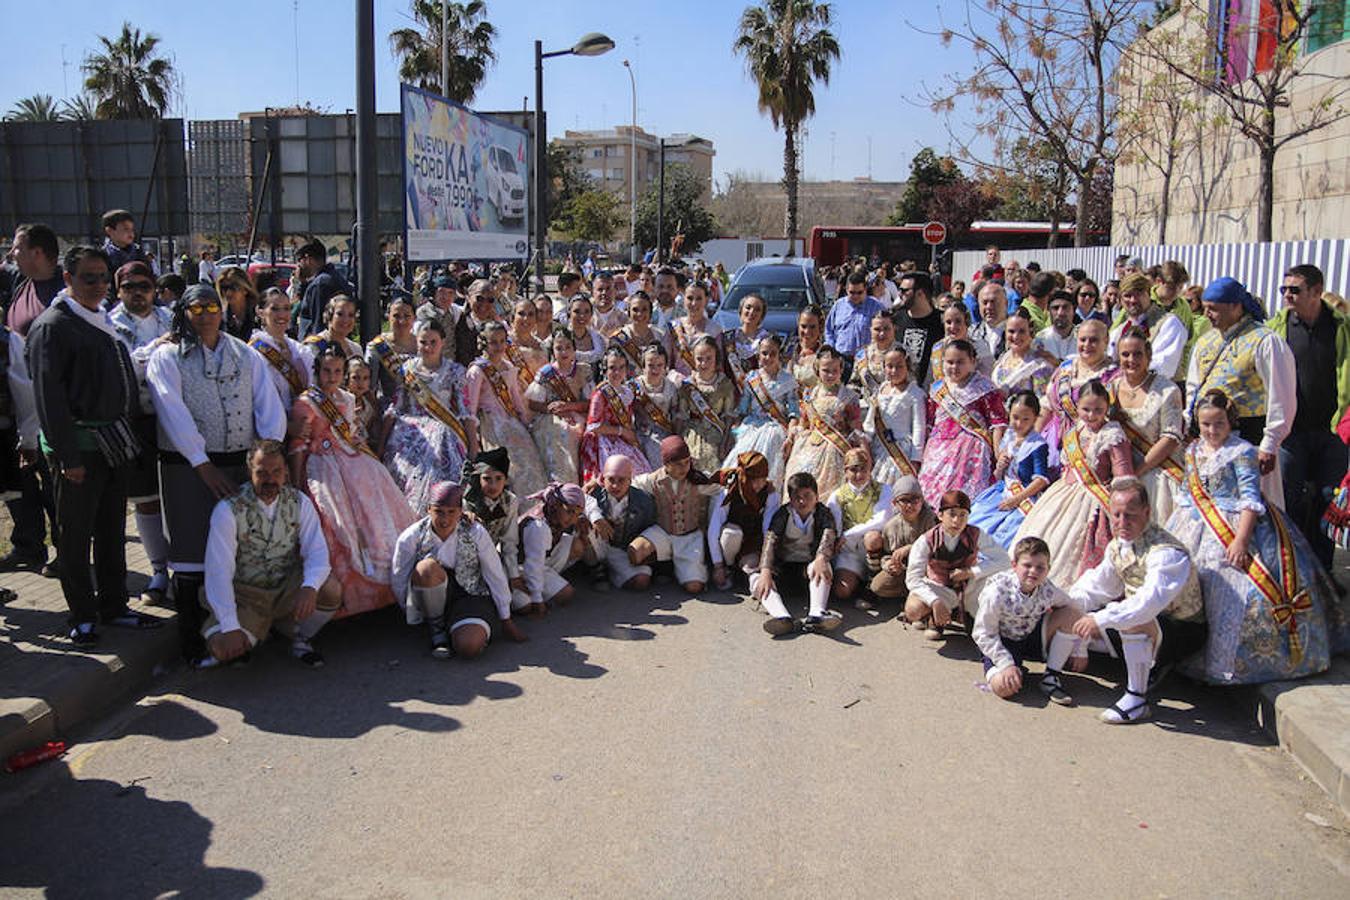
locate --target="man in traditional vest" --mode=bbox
[109,260,174,603]
[200,440,337,668]
[630,436,721,595]
[1108,272,1188,380]
[1184,276,1296,507]
[147,284,287,664]
[585,454,658,591]
[1067,477,1203,725]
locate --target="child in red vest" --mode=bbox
[903,489,1010,640]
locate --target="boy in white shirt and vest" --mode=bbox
[753,471,843,635]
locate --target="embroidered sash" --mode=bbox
[747,370,791,430]
[482,361,520,416]
[1184,444,1311,662]
[1004,478,1038,515]
[870,391,917,478]
[724,334,749,395]
[933,381,996,455]
[368,335,411,385]
[684,380,726,433]
[613,330,644,370]
[505,342,538,387]
[541,365,579,404]
[598,381,636,430]
[251,337,305,397]
[633,380,677,434]
[672,322,699,371]
[1061,426,1112,511]
[305,388,378,459]
[802,389,853,455]
[1109,380,1185,484]
[402,368,470,448]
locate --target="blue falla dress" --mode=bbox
[969,430,1052,548]
[1165,435,1350,685]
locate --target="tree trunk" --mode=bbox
[1073,172,1090,248]
[1256,145,1275,243]
[782,123,798,256]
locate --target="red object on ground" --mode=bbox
[5,741,67,773]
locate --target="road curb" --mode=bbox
[0,615,178,763]
[1246,657,1350,818]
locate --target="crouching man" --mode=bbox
[392,480,527,660]
[585,455,658,590]
[201,440,340,668]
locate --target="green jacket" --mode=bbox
[1268,299,1350,428]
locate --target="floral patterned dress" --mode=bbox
[294,389,417,615]
[785,383,864,501]
[789,347,821,398]
[465,357,549,498]
[723,367,799,488]
[928,335,994,384]
[675,372,737,475]
[721,326,767,387]
[1041,358,1119,469]
[383,357,471,514]
[1013,421,1133,587]
[918,373,1008,505]
[991,350,1054,397]
[525,360,593,484]
[632,373,682,470]
[579,381,654,482]
[1111,374,1185,526]
[1166,435,1350,684]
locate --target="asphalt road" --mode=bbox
[1,585,1347,899]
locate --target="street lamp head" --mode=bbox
[622,59,631,68]
[572,32,615,57]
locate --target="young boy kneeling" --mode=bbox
[752,472,842,635]
[972,536,1087,705]
[904,490,1010,640]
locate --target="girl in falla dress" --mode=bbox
[785,345,865,502]
[723,334,798,488]
[675,335,737,475]
[918,338,1007,506]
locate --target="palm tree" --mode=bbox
[60,94,99,121]
[82,22,174,119]
[5,94,61,122]
[388,0,497,105]
[733,0,840,254]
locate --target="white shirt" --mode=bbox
[202,490,330,637]
[4,330,38,449]
[199,259,218,284]
[434,519,514,620]
[706,488,781,566]
[826,482,894,539]
[518,518,574,608]
[1109,310,1188,379]
[146,338,287,466]
[586,491,628,526]
[1035,325,1077,362]
[1069,542,1191,633]
[905,527,1011,606]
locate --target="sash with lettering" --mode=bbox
[855,347,885,394]
[598,381,635,430]
[305,388,378,459]
[1184,443,1312,663]
[368,335,409,384]
[539,364,579,404]
[672,322,699,371]
[1109,379,1184,484]
[251,336,305,398]
[746,370,791,430]
[402,367,470,449]
[480,360,520,415]
[632,379,676,434]
[870,391,917,478]
[723,334,749,396]
[683,379,726,434]
[1061,425,1112,511]
[611,329,645,371]
[505,342,538,387]
[801,387,853,455]
[932,380,996,455]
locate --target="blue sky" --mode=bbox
[1,0,986,187]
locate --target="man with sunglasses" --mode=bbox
[110,261,174,603]
[147,284,287,664]
[27,245,162,646]
[1268,264,1350,568]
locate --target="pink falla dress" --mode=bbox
[293,389,417,616]
[465,357,549,498]
[918,373,1008,506]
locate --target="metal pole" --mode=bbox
[656,138,665,265]
[624,61,636,265]
[533,40,546,293]
[355,0,380,343]
[441,0,450,98]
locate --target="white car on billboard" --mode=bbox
[486,145,526,222]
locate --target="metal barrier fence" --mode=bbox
[954,238,1350,314]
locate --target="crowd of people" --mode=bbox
[3,214,1348,726]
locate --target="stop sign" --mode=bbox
[922,221,947,245]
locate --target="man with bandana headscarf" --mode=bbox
[706,450,780,591]
[630,435,722,594]
[1184,277,1297,506]
[514,481,589,614]
[584,455,658,590]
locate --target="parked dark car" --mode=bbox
[711,257,828,339]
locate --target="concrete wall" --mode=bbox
[1113,10,1350,245]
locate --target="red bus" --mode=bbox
[807,222,1103,269]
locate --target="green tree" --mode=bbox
[60,94,99,121]
[82,22,174,119]
[545,143,591,232]
[733,0,840,254]
[557,189,624,244]
[4,94,60,122]
[634,164,718,254]
[388,0,497,104]
[887,148,959,225]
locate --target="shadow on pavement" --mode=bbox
[0,763,265,899]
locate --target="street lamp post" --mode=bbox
[533,32,615,293]
[622,60,637,265]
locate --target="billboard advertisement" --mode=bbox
[401,84,530,261]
